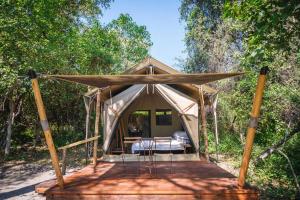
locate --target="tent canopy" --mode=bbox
[48,72,244,88]
[84,57,220,101]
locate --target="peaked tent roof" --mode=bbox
[83,57,229,100]
[124,56,180,74]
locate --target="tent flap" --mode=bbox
[103,84,146,152]
[155,84,198,117]
[155,84,199,150]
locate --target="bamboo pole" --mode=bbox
[28,70,64,189]
[93,90,101,167]
[199,86,209,161]
[238,67,269,187]
[58,136,100,150]
[213,94,219,161]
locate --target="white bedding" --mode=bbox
[131,139,184,154]
[173,131,191,144]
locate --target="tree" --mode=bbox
[108,14,153,71]
[180,0,300,198]
[179,0,240,73]
[0,1,153,156]
[224,0,300,67]
[0,0,112,155]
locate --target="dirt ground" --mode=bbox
[0,160,83,200]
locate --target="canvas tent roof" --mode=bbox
[46,57,243,104]
[82,57,225,101]
[49,73,243,89]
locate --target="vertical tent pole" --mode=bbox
[213,94,219,161]
[238,67,269,187]
[93,89,101,167]
[198,106,201,156]
[28,70,64,189]
[199,86,209,161]
[84,96,91,165]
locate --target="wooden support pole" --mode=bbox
[238,67,269,187]
[93,90,101,167]
[213,94,219,161]
[61,148,67,175]
[28,70,64,189]
[84,96,91,165]
[199,86,209,161]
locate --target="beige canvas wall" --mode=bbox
[121,89,183,137]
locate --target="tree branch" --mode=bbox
[276,149,300,194]
[254,126,299,164]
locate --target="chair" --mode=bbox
[153,137,173,174]
[123,137,142,173]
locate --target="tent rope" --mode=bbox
[146,84,149,94]
[109,87,113,106]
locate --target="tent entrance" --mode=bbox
[128,110,151,138]
[106,86,198,154]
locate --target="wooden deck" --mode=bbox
[36,161,259,200]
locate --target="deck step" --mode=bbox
[101,153,200,162]
[46,193,259,200]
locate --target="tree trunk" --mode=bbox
[199,87,209,161]
[239,122,245,145]
[5,100,14,156]
[33,119,41,148]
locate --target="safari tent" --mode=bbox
[29,57,268,199]
[84,57,218,155]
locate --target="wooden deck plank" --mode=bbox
[36,161,259,199]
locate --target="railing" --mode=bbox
[58,136,100,175]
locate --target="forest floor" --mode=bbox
[0,146,86,200]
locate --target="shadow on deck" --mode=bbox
[36,161,259,200]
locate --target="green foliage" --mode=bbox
[180,0,300,198]
[224,0,300,66]
[180,0,241,72]
[108,14,153,71]
[0,1,152,154]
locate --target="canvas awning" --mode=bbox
[48,72,244,88]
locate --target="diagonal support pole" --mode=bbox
[238,67,269,187]
[28,70,64,189]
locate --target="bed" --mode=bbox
[131,131,191,154]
